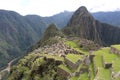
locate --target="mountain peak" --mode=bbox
[67,6,94,27]
[38,24,64,46]
[65,6,101,44]
[77,6,88,13]
[74,6,90,17]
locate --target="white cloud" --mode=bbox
[0,0,120,16]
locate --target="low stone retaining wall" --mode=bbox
[110,47,120,56]
[75,67,88,76]
[57,67,70,78]
[102,56,112,69]
[64,57,81,70]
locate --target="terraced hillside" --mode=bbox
[7,34,120,80]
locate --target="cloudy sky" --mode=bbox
[0,0,120,16]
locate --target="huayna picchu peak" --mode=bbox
[63,6,120,46]
[65,6,101,45]
[1,6,120,80]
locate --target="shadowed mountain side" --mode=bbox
[0,10,47,69]
[63,6,120,46]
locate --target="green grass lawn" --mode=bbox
[94,47,118,63]
[64,40,88,55]
[65,40,78,48]
[93,47,120,80]
[70,72,89,80]
[78,72,89,80]
[66,54,82,63]
[58,64,72,73]
[70,76,79,80]
[94,68,111,80]
[111,45,120,51]
[93,55,103,68]
[112,57,120,73]
[89,63,95,80]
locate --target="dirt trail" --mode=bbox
[0,58,17,80]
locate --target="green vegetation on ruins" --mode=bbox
[66,54,82,63]
[7,41,120,80]
[64,40,88,55]
[6,24,120,80]
[58,64,72,73]
[6,27,120,80]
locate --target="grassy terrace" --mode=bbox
[89,63,95,80]
[58,64,72,73]
[94,47,118,63]
[66,54,82,63]
[111,45,120,51]
[94,68,111,80]
[112,57,120,73]
[93,55,103,68]
[64,40,88,55]
[78,72,89,80]
[76,64,83,72]
[70,72,89,80]
[70,76,79,80]
[93,47,120,79]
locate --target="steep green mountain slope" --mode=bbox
[8,44,120,80]
[7,24,120,80]
[63,6,120,46]
[7,24,101,80]
[0,10,47,69]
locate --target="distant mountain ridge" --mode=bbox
[43,11,73,28]
[93,11,120,27]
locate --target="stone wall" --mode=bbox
[89,53,95,63]
[102,56,112,69]
[84,56,90,65]
[104,62,112,69]
[110,47,120,56]
[57,67,70,78]
[75,67,88,76]
[64,57,81,70]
